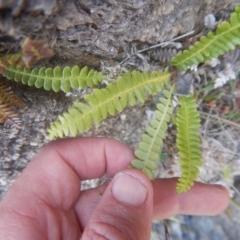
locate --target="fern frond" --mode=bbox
[130,84,175,179]
[0,53,24,73]
[0,103,18,123]
[0,82,25,108]
[171,6,240,70]
[3,117,22,128]
[48,69,171,139]
[176,96,202,193]
[150,48,179,63]
[2,65,106,92]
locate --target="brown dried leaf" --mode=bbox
[21,38,55,68]
[205,100,216,108]
[221,105,230,115]
[167,170,174,176]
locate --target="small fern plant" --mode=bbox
[1,6,240,193]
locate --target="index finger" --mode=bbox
[1,137,134,210]
[41,137,135,179]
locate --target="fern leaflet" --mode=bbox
[3,65,106,92]
[48,69,171,139]
[176,96,202,193]
[171,6,240,70]
[131,86,174,179]
[130,84,175,179]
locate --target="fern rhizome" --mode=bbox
[1,6,240,193]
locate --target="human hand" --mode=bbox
[0,138,229,240]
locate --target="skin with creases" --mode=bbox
[0,138,229,240]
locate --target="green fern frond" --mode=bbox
[48,69,171,139]
[2,65,106,92]
[171,6,240,70]
[176,96,202,193]
[130,84,175,179]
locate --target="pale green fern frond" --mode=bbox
[130,84,175,179]
[48,69,171,139]
[171,6,240,70]
[3,65,105,92]
[176,96,202,193]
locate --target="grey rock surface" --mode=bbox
[151,209,240,240]
[0,0,239,66]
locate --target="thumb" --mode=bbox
[81,169,153,240]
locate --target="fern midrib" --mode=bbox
[173,17,240,67]
[143,85,174,170]
[4,67,95,82]
[59,73,171,130]
[181,99,192,183]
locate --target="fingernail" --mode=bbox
[111,172,148,206]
